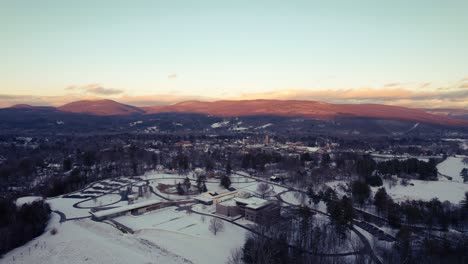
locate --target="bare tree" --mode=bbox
[256,182,271,198]
[209,217,225,235]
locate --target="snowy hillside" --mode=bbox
[0,214,190,264]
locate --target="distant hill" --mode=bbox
[2,99,467,127]
[9,104,57,111]
[58,99,145,116]
[145,100,468,126]
[421,108,468,120]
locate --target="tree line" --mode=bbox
[0,198,51,256]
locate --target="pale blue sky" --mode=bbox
[1,0,467,105]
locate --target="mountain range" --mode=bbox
[5,99,468,127]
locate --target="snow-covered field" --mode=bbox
[376,179,467,204]
[327,167,468,204]
[6,170,382,264]
[211,121,229,128]
[238,182,288,195]
[325,157,468,204]
[48,197,92,219]
[280,191,309,205]
[7,172,254,264]
[370,153,440,162]
[78,193,122,208]
[15,196,43,207]
[0,214,190,264]
[437,156,468,183]
[114,207,247,264]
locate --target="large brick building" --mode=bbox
[216,196,280,223]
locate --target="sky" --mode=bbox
[1,0,467,108]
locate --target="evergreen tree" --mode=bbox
[220,175,232,189]
[351,180,371,205]
[321,153,331,167]
[356,157,376,179]
[460,192,468,211]
[395,227,413,263]
[374,187,389,213]
[177,182,185,195]
[63,158,72,171]
[461,168,468,183]
[183,177,191,193]
[226,160,232,175]
[196,174,207,194]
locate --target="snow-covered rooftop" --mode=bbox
[234,197,269,210]
[219,199,238,206]
[91,199,163,219]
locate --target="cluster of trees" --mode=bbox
[0,157,40,180]
[241,152,282,172]
[46,168,84,196]
[325,196,354,236]
[173,152,190,174]
[374,188,468,230]
[355,157,383,186]
[229,207,362,264]
[351,180,371,205]
[309,186,355,236]
[44,143,164,197]
[176,177,192,195]
[379,227,468,264]
[0,198,50,255]
[196,174,208,193]
[231,186,468,264]
[376,158,438,180]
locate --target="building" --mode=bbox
[175,141,193,148]
[215,196,280,223]
[244,201,281,223]
[127,194,137,204]
[215,199,241,217]
[91,199,193,221]
[137,185,149,197]
[194,196,213,205]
